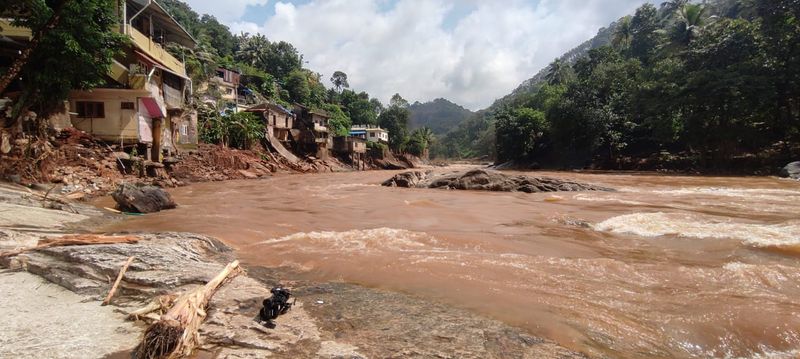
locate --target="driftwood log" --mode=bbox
[102,256,135,306]
[134,261,243,359]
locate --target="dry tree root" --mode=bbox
[133,261,243,359]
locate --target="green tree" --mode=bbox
[545,59,574,85]
[330,70,349,92]
[378,98,410,151]
[407,127,435,156]
[494,108,548,163]
[0,0,127,119]
[322,103,351,137]
[612,16,634,50]
[670,3,714,47]
[284,68,311,104]
[630,4,661,63]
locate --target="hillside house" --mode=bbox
[0,0,199,160]
[245,103,295,142]
[292,104,332,159]
[350,125,389,143]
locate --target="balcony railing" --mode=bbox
[126,25,187,77]
[314,123,328,132]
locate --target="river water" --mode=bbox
[101,167,800,358]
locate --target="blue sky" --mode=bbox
[184,0,651,110]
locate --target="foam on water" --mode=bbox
[257,228,443,253]
[622,186,800,202]
[593,212,800,247]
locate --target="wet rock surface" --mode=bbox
[384,169,613,193]
[111,183,177,213]
[780,161,800,180]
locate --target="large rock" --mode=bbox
[112,183,177,213]
[384,169,612,193]
[779,161,800,180]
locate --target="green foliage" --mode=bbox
[406,127,435,156]
[378,95,411,151]
[330,71,349,92]
[198,105,264,149]
[284,69,311,104]
[408,98,474,135]
[340,90,379,125]
[494,108,548,163]
[3,0,127,117]
[487,0,800,169]
[322,103,351,137]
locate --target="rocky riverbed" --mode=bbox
[0,182,585,359]
[383,168,613,193]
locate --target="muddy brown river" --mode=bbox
[101,167,800,358]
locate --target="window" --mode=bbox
[370,132,375,138]
[75,101,105,118]
[273,115,277,126]
[217,70,225,79]
[121,102,135,110]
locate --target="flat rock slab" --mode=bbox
[383,169,613,193]
[0,271,140,359]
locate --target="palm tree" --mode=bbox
[671,3,714,46]
[234,33,270,68]
[545,59,571,86]
[612,16,633,50]
[660,0,689,18]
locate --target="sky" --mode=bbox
[183,0,651,110]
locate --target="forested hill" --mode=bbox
[435,0,800,174]
[490,22,617,111]
[408,99,474,135]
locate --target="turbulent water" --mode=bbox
[100,167,800,358]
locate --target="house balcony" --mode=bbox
[126,25,187,78]
[314,124,328,132]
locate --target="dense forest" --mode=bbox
[408,99,474,136]
[437,0,800,172]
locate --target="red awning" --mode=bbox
[140,97,164,118]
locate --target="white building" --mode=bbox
[350,125,389,143]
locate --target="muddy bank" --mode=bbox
[0,182,584,358]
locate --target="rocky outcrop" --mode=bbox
[112,183,177,213]
[383,169,613,193]
[780,161,800,180]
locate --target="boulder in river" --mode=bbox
[779,161,800,180]
[112,182,177,213]
[383,169,613,193]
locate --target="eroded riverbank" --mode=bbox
[98,166,800,358]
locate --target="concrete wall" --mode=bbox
[69,89,150,144]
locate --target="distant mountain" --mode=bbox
[408,98,474,135]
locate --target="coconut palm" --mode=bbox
[612,16,634,50]
[545,59,572,86]
[671,3,714,46]
[660,0,689,18]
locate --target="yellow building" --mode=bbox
[1,0,199,160]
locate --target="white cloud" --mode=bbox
[184,0,269,24]
[189,0,651,110]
